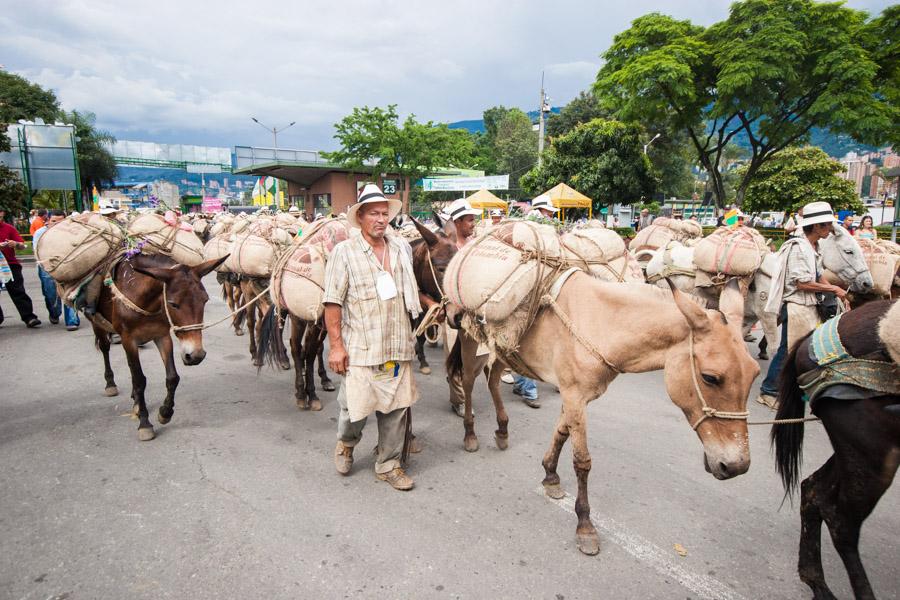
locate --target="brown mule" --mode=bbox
[88,253,226,441]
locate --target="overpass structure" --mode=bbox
[105,140,233,172]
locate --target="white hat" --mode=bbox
[490,209,503,217]
[798,201,837,227]
[347,183,401,228]
[531,194,559,213]
[70,211,80,216]
[444,198,481,221]
[288,205,300,213]
[99,201,119,215]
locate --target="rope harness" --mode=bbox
[413,244,449,338]
[161,282,272,336]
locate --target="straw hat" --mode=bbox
[444,198,481,221]
[798,201,837,228]
[531,194,559,213]
[288,204,300,213]
[99,201,119,216]
[347,183,401,228]
[490,209,503,217]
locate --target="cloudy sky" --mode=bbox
[2,0,892,151]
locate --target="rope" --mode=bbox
[748,416,821,425]
[162,282,272,335]
[687,334,750,430]
[540,293,622,374]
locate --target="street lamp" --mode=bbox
[643,133,662,155]
[251,117,296,149]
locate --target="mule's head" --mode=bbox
[411,216,458,302]
[664,279,759,480]
[820,224,874,293]
[135,256,227,365]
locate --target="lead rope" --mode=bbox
[162,282,271,335]
[687,333,750,430]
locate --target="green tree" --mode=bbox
[493,109,537,196]
[324,104,476,210]
[741,145,861,214]
[866,5,900,148]
[520,119,656,210]
[62,110,118,208]
[595,2,897,209]
[545,91,607,138]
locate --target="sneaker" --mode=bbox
[513,387,541,408]
[49,316,59,325]
[66,325,79,331]
[376,467,414,491]
[756,394,778,410]
[501,370,515,384]
[26,318,42,328]
[334,441,354,475]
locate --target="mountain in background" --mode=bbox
[447,109,878,158]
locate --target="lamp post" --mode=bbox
[643,133,662,155]
[251,117,296,149]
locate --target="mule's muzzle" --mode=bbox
[703,451,750,480]
[851,273,874,294]
[182,349,207,366]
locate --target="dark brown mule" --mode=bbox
[240,276,290,370]
[89,253,226,441]
[772,299,899,600]
[259,314,334,411]
[217,272,246,336]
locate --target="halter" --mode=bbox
[413,244,450,338]
[687,333,750,430]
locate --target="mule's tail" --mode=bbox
[445,336,463,381]
[256,305,281,372]
[770,343,807,500]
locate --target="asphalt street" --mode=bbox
[1,269,898,600]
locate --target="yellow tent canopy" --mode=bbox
[542,183,592,219]
[466,188,508,214]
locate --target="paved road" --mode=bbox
[1,272,898,600]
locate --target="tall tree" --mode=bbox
[520,119,656,210]
[62,110,118,208]
[493,109,538,197]
[595,1,897,209]
[741,145,861,214]
[545,91,607,138]
[324,104,476,210]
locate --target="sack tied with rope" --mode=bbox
[631,217,703,254]
[693,226,768,277]
[561,228,644,283]
[224,219,292,278]
[35,212,125,283]
[127,213,205,267]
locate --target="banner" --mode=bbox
[202,197,223,213]
[421,175,509,192]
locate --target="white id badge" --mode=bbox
[375,271,398,300]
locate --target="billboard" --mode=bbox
[0,123,79,191]
[421,175,509,192]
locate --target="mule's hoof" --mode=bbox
[464,436,479,452]
[104,386,119,397]
[279,362,291,371]
[309,399,323,412]
[157,411,171,425]
[296,399,309,410]
[495,434,509,450]
[543,483,565,500]
[576,532,600,556]
[235,329,245,336]
[321,380,336,392]
[137,427,156,441]
[419,365,432,375]
[758,352,769,360]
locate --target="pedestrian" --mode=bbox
[323,183,422,491]
[490,209,503,226]
[841,214,856,235]
[29,209,46,236]
[637,208,654,231]
[33,210,80,330]
[0,208,41,328]
[530,194,560,221]
[854,215,877,240]
[783,210,800,236]
[757,201,848,409]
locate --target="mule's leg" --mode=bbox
[461,351,485,453]
[123,337,154,441]
[487,363,509,450]
[567,402,599,555]
[416,333,431,374]
[541,408,570,500]
[154,334,180,426]
[290,317,308,410]
[798,458,837,600]
[317,334,335,391]
[246,292,260,366]
[275,309,292,370]
[303,324,322,412]
[94,324,118,397]
[231,283,246,336]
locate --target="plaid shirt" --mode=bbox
[322,233,419,366]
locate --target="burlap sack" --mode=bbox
[271,217,353,320]
[631,217,703,254]
[128,213,205,266]
[192,219,209,238]
[225,222,292,278]
[35,212,124,283]
[444,220,560,322]
[693,226,767,276]
[561,228,643,282]
[274,213,297,227]
[858,238,900,296]
[202,235,234,273]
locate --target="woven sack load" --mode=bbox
[202,235,234,273]
[192,218,210,238]
[631,217,703,255]
[444,220,560,323]
[274,212,297,228]
[225,221,292,278]
[645,242,697,284]
[271,218,353,321]
[35,212,124,283]
[561,228,643,283]
[857,239,900,296]
[208,214,235,238]
[693,226,767,276]
[127,213,205,267]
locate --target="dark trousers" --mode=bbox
[0,262,37,325]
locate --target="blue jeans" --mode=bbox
[513,374,538,400]
[760,306,788,395]
[38,267,79,327]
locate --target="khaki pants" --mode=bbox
[336,382,407,474]
[786,302,820,352]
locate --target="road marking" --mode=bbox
[536,488,748,600]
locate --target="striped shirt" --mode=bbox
[322,233,419,366]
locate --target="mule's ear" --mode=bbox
[443,216,459,242]
[718,278,745,335]
[432,210,445,228]
[665,277,709,333]
[134,264,178,283]
[411,216,440,247]
[192,255,228,278]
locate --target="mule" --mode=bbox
[447,275,760,554]
[771,299,899,600]
[88,253,226,441]
[241,276,290,370]
[217,272,246,336]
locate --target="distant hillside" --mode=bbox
[448,109,877,158]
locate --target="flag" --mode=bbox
[92,186,101,212]
[251,177,266,206]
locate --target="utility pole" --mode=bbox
[537,72,550,166]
